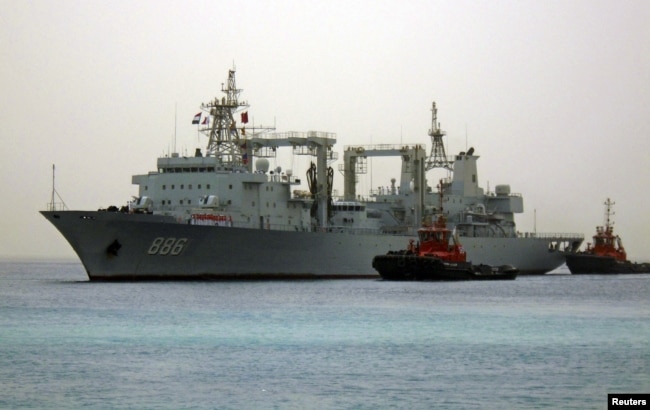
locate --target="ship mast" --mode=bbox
[603,197,615,233]
[425,101,453,171]
[48,164,68,211]
[200,69,251,168]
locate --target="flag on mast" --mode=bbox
[192,112,201,124]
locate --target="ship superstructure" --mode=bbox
[41,68,583,280]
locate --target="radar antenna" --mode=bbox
[425,101,453,171]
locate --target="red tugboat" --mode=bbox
[372,185,518,281]
[564,198,650,274]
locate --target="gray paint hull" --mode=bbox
[41,211,570,280]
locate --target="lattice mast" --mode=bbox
[425,101,453,171]
[201,69,250,166]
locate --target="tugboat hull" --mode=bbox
[372,253,518,281]
[564,254,650,274]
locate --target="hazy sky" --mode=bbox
[2,0,649,261]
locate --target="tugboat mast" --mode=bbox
[425,101,453,171]
[603,197,615,231]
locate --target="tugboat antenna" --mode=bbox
[604,198,615,230]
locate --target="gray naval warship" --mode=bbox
[41,68,584,280]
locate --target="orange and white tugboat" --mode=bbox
[372,185,518,281]
[564,198,650,274]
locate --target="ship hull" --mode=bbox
[42,211,573,280]
[564,253,650,274]
[371,253,517,281]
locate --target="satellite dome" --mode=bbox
[255,158,270,173]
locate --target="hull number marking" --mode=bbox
[147,237,188,256]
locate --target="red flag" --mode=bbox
[201,116,208,125]
[241,111,249,124]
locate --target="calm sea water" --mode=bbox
[0,258,648,409]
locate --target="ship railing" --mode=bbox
[260,223,415,236]
[264,173,302,184]
[343,143,427,152]
[45,202,67,211]
[486,191,523,198]
[517,232,585,240]
[345,195,381,202]
[266,131,337,144]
